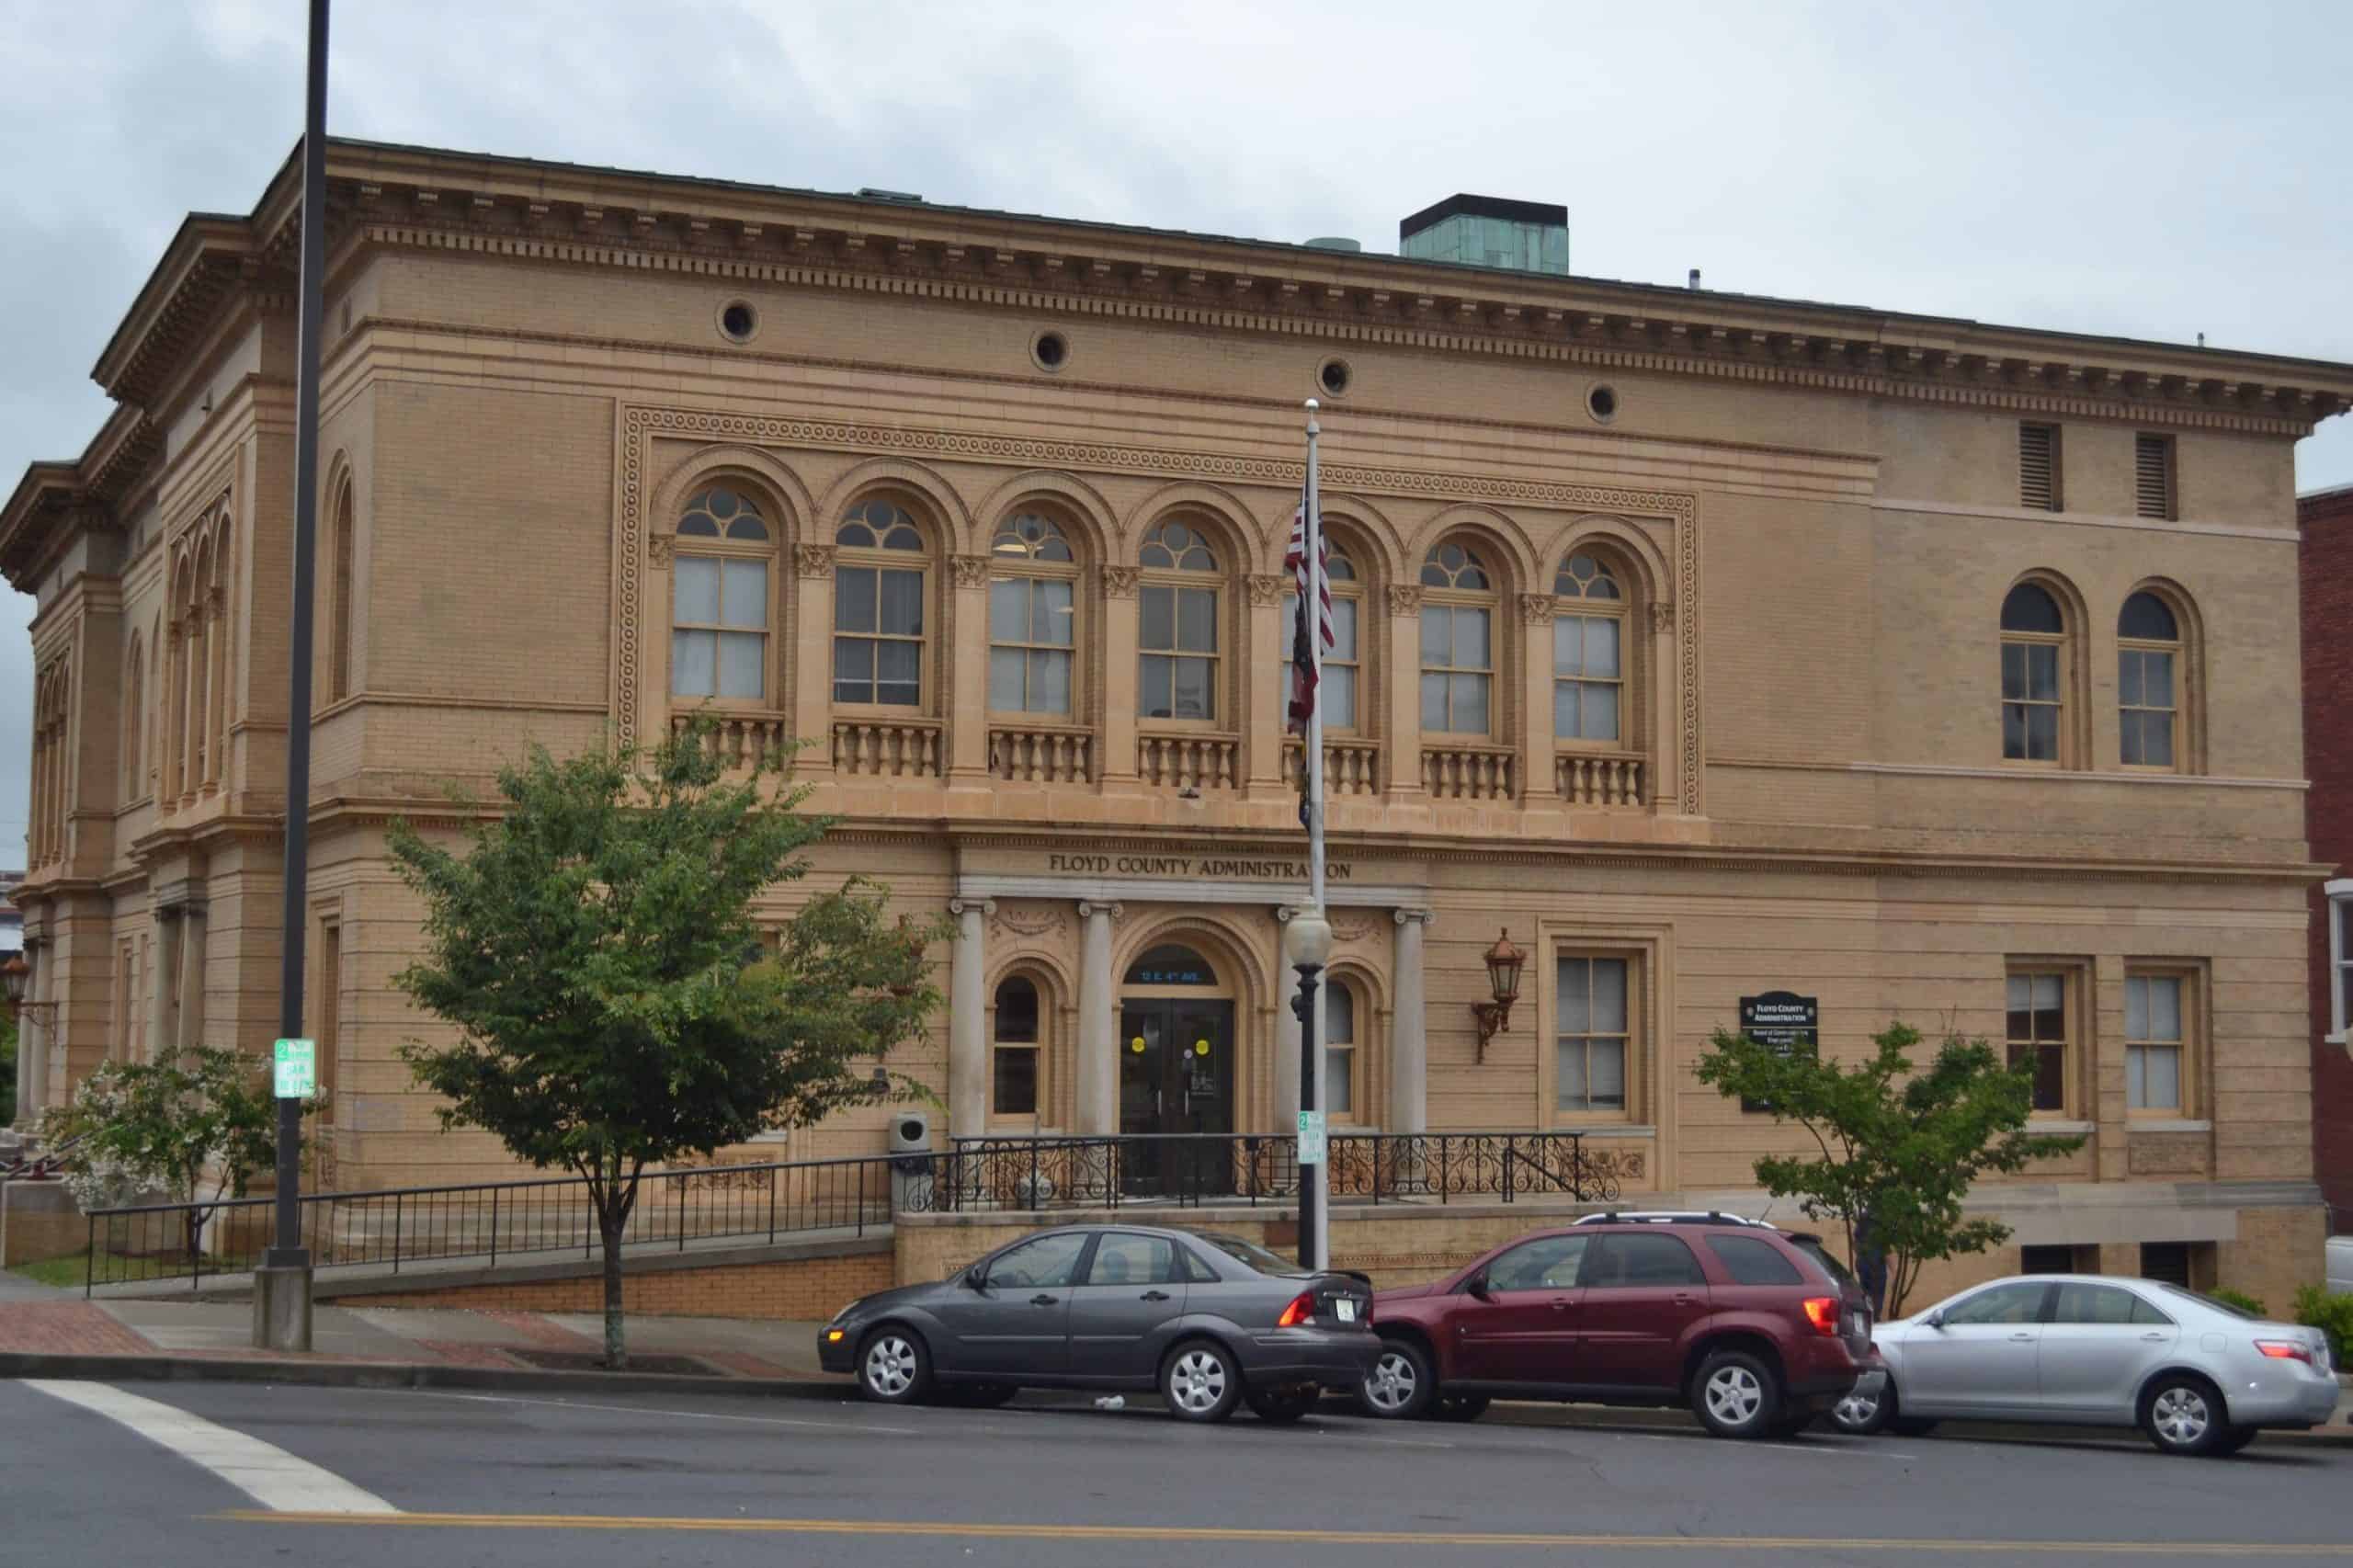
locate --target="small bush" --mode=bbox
[2295,1283,2353,1366]
[2209,1286,2268,1318]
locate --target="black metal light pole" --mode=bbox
[1283,909,1332,1271]
[256,0,329,1348]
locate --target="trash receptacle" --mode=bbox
[888,1110,934,1212]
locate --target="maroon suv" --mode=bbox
[1358,1212,1880,1438]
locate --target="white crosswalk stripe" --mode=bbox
[21,1380,399,1515]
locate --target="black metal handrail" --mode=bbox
[75,1130,1639,1295]
[80,1150,901,1296]
[922,1130,1631,1214]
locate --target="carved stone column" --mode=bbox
[792,543,836,776]
[1518,594,1558,801]
[1391,909,1433,1134]
[1100,570,1140,785]
[948,556,992,781]
[1384,584,1425,802]
[947,898,994,1136]
[1074,900,1121,1133]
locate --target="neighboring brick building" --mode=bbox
[5,139,2353,1304]
[2301,481,2353,1234]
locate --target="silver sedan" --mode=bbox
[1832,1274,2339,1456]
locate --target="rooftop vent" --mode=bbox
[1399,194,1567,276]
[856,187,925,203]
[1303,236,1362,254]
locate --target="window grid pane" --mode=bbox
[1556,956,1631,1113]
[2005,971,2069,1112]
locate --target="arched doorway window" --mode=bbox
[1119,942,1233,1196]
[991,974,1042,1120]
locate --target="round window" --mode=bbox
[719,301,758,343]
[1030,330,1070,372]
[1317,357,1352,397]
[1586,383,1620,423]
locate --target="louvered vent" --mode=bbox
[2019,424,2059,511]
[2135,434,2175,520]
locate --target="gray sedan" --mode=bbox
[1833,1273,2339,1455]
[817,1224,1378,1422]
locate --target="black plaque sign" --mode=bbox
[1738,991,1818,1113]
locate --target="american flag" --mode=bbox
[1283,484,1334,736]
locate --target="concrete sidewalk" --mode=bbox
[0,1294,849,1394]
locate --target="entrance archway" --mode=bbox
[1119,942,1234,1197]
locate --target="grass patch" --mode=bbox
[9,1252,100,1289]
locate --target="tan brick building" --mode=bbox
[6,142,2351,1306]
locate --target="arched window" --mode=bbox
[1325,979,1358,1119]
[122,631,144,799]
[833,498,926,708]
[988,513,1076,715]
[2000,583,2066,764]
[991,974,1041,1119]
[1138,520,1221,722]
[328,477,356,703]
[1419,541,1495,734]
[1553,551,1624,744]
[671,486,775,702]
[2118,591,2181,770]
[1281,542,1360,729]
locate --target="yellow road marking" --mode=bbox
[215,1511,2353,1555]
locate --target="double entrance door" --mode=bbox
[1117,997,1233,1199]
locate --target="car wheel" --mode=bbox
[1832,1380,1893,1437]
[2211,1426,2259,1457]
[858,1327,932,1405]
[1245,1385,1317,1425]
[2143,1374,2229,1457]
[1359,1337,1436,1420]
[1690,1349,1782,1440]
[1432,1393,1491,1424]
[1162,1340,1242,1423]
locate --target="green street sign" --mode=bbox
[273,1038,316,1099]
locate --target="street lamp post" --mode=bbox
[4,952,57,1135]
[253,0,331,1354]
[1282,907,1332,1270]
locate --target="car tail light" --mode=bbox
[1278,1290,1316,1329]
[2255,1340,2313,1366]
[1802,1297,1840,1336]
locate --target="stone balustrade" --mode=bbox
[1421,743,1518,801]
[1137,731,1240,790]
[1555,750,1645,807]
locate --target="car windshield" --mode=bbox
[1787,1235,1858,1290]
[2148,1281,2258,1320]
[1190,1233,1308,1278]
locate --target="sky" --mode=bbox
[1,0,2348,862]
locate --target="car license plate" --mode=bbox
[1335,1299,1357,1323]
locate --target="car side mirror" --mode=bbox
[1922,1309,1943,1329]
[1465,1273,1494,1301]
[962,1267,986,1291]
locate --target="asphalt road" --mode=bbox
[3,1377,2348,1566]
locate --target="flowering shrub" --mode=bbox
[38,1050,317,1256]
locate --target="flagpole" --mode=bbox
[1302,399,1329,1273]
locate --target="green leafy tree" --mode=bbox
[40,1048,289,1262]
[1695,1020,2086,1316]
[389,725,947,1369]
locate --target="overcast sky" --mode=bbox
[3,0,2348,862]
